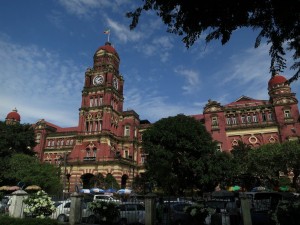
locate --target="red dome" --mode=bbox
[268,74,287,87]
[95,42,119,58]
[6,108,20,122]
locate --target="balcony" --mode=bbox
[83,156,96,161]
[284,117,294,124]
[225,121,276,130]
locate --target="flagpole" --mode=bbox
[108,32,110,43]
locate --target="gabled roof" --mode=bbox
[235,95,255,102]
[225,95,269,108]
[35,119,79,133]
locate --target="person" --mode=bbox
[215,183,221,191]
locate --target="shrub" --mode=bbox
[272,199,300,225]
[184,203,214,225]
[0,215,58,225]
[23,190,55,218]
[88,200,120,223]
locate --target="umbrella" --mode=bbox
[25,185,42,191]
[231,185,241,191]
[106,188,117,193]
[90,188,105,193]
[251,186,266,192]
[79,189,91,194]
[0,186,10,191]
[8,186,20,191]
[279,186,289,192]
[117,189,132,194]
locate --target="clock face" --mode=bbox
[113,77,118,89]
[93,75,104,85]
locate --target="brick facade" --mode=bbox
[4,42,300,193]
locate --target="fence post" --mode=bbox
[145,193,157,225]
[240,193,252,225]
[69,192,83,225]
[8,190,28,218]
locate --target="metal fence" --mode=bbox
[2,191,299,225]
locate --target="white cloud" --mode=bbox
[58,0,111,17]
[213,44,271,102]
[106,18,143,43]
[124,86,203,122]
[174,68,201,94]
[0,37,83,127]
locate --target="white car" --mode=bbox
[117,202,145,225]
[51,200,93,222]
[86,202,145,225]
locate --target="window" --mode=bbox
[247,116,251,123]
[93,148,97,157]
[94,121,98,132]
[47,140,51,146]
[90,98,93,107]
[61,140,64,146]
[86,149,90,157]
[134,127,138,137]
[211,117,218,126]
[99,97,103,105]
[241,116,245,124]
[66,140,70,145]
[262,113,267,122]
[252,115,257,123]
[284,110,291,118]
[94,98,98,106]
[268,113,273,121]
[70,140,73,145]
[89,122,93,132]
[51,140,55,146]
[232,117,237,125]
[217,143,222,152]
[124,126,130,137]
[226,118,231,125]
[124,150,129,158]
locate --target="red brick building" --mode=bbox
[31,42,149,192]
[195,73,300,151]
[4,42,300,193]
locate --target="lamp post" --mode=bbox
[59,152,68,200]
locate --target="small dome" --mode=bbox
[6,108,21,122]
[94,42,119,58]
[268,74,287,88]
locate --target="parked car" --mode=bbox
[162,201,193,225]
[51,200,93,222]
[86,202,145,225]
[118,202,145,225]
[0,196,10,214]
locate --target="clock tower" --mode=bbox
[79,42,124,135]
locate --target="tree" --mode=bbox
[127,0,300,82]
[89,173,105,188]
[281,141,300,188]
[0,121,35,157]
[231,141,252,175]
[0,121,36,185]
[6,154,62,194]
[142,114,218,195]
[247,143,284,178]
[104,173,120,190]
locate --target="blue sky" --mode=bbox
[0,0,298,127]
